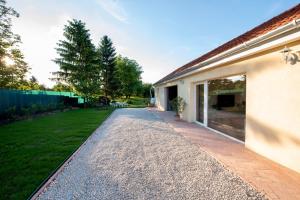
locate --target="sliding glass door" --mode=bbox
[207,75,246,141]
[196,84,205,123]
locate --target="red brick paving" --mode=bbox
[150,108,300,200]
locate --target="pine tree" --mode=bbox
[53,19,100,103]
[0,0,29,88]
[97,35,119,99]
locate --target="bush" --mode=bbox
[30,104,39,115]
[170,96,186,116]
[3,106,17,120]
[57,102,65,111]
[35,104,44,114]
[98,96,110,106]
[0,102,72,122]
[20,107,31,117]
[144,99,150,105]
[47,103,56,112]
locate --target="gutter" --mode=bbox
[156,19,300,86]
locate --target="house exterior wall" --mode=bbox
[154,41,300,173]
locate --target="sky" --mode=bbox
[9,0,300,87]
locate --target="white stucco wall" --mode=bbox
[154,41,300,173]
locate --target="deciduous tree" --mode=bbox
[52,82,73,92]
[0,0,29,88]
[116,56,143,99]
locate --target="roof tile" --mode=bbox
[155,3,300,85]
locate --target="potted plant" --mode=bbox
[170,96,186,117]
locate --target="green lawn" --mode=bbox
[0,108,114,200]
[116,96,149,108]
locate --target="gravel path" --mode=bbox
[37,108,266,200]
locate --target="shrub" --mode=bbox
[35,104,44,114]
[47,103,56,112]
[170,96,186,116]
[98,96,110,106]
[3,106,17,120]
[144,99,150,105]
[57,102,65,111]
[20,107,31,117]
[30,104,38,115]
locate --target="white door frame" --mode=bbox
[194,80,244,144]
[194,81,208,126]
[164,87,168,111]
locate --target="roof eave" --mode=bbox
[154,18,300,86]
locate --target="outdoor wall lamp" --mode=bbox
[280,46,299,65]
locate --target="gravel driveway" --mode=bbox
[37,108,265,200]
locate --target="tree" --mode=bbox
[16,76,47,90]
[28,76,40,90]
[116,56,143,99]
[97,35,119,99]
[52,82,73,92]
[141,83,153,98]
[0,0,29,88]
[29,75,37,83]
[53,19,100,103]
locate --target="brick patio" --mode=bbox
[150,108,300,200]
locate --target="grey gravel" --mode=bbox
[37,108,266,200]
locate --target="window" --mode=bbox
[196,84,204,123]
[208,75,246,141]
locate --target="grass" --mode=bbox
[0,108,114,200]
[116,96,149,108]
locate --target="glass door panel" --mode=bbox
[196,84,204,123]
[207,75,246,141]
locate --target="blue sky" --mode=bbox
[9,0,299,86]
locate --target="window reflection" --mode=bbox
[208,75,246,141]
[196,84,204,123]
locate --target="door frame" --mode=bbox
[194,81,208,126]
[165,85,178,111]
[194,79,245,144]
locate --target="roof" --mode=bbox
[155,3,300,85]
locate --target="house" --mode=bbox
[154,4,300,173]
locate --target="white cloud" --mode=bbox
[96,0,128,23]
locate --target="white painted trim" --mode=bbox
[194,82,206,124]
[195,120,205,127]
[193,76,246,144]
[203,81,208,126]
[164,87,168,111]
[194,121,245,144]
[194,84,197,122]
[206,126,245,144]
[156,19,300,86]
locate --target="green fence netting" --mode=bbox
[0,89,84,113]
